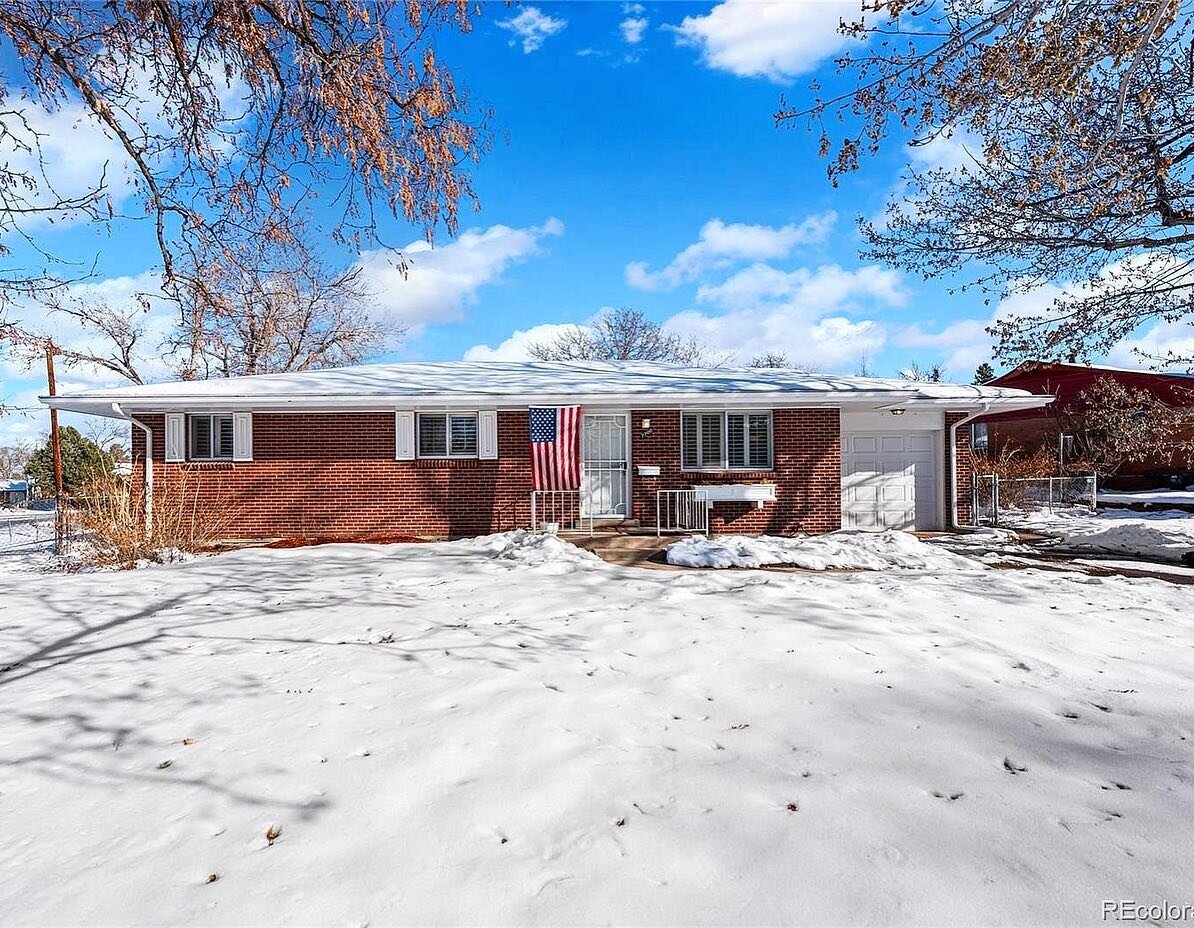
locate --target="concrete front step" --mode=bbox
[570,532,678,568]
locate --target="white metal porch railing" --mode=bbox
[656,488,709,536]
[530,489,594,536]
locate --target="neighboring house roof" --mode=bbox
[983,360,1194,422]
[43,360,1052,417]
[2,480,28,491]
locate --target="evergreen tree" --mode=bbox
[973,363,996,385]
[25,427,112,496]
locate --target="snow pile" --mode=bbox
[929,525,1021,546]
[667,530,980,571]
[1008,506,1194,563]
[465,529,603,570]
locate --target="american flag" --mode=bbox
[528,406,582,490]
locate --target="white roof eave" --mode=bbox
[43,391,1054,418]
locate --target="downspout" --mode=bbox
[111,403,153,537]
[949,403,990,531]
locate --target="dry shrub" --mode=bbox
[69,469,234,567]
[972,444,1060,511]
[972,444,1057,480]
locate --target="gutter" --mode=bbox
[111,403,153,537]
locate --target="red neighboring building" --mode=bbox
[975,361,1194,489]
[43,360,1050,541]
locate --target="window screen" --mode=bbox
[417,413,479,458]
[189,414,234,460]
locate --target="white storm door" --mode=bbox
[582,414,629,517]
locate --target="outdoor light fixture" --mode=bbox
[641,418,652,430]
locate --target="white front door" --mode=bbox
[582,414,629,517]
[841,431,939,531]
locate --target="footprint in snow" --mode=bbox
[1003,757,1028,775]
[931,790,964,801]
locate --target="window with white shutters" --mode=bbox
[681,411,773,471]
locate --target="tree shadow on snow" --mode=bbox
[0,545,587,814]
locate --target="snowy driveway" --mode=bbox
[1,533,1192,925]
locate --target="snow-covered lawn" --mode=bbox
[1098,488,1194,506]
[1007,506,1194,563]
[0,509,56,570]
[2,532,1193,925]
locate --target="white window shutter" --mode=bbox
[478,410,498,460]
[164,413,185,463]
[395,411,416,460]
[232,412,253,462]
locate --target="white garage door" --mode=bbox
[842,431,939,531]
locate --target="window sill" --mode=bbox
[681,469,774,476]
[177,461,235,471]
[412,457,485,468]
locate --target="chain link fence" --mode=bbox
[973,474,1098,526]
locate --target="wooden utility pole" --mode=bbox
[45,345,65,550]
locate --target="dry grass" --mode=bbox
[69,470,234,568]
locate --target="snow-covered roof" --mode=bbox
[43,360,1052,416]
[2,480,28,491]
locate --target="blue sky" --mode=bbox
[1,0,1181,446]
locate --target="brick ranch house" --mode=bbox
[974,361,1194,490]
[43,361,1050,540]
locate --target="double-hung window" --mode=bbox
[417,413,479,458]
[189,414,234,460]
[681,411,772,470]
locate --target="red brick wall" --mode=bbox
[946,411,973,526]
[628,408,842,535]
[125,407,897,540]
[132,412,536,540]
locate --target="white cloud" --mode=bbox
[472,262,902,372]
[908,129,985,174]
[0,100,134,231]
[626,213,836,291]
[620,5,649,44]
[671,0,862,82]
[896,317,995,377]
[1,271,175,383]
[0,64,248,237]
[463,322,588,361]
[1106,321,1194,370]
[664,306,886,369]
[498,6,568,53]
[355,218,564,332]
[696,261,904,311]
[0,269,177,446]
[662,262,902,366]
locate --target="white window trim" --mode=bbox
[416,411,481,460]
[681,409,774,472]
[188,412,236,462]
